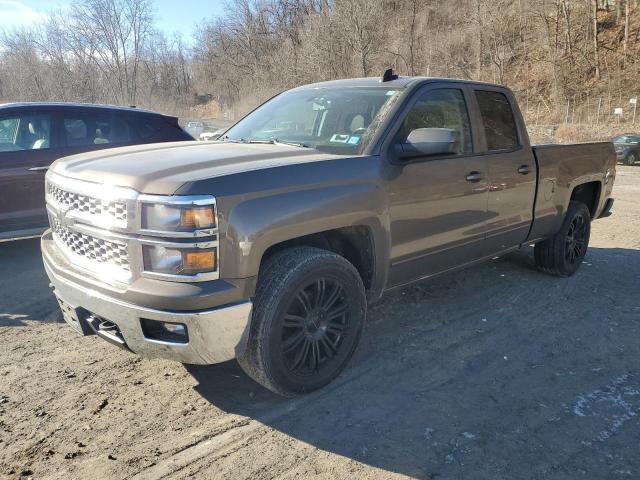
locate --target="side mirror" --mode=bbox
[395,128,459,159]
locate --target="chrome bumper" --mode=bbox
[43,258,253,365]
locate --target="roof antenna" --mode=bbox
[381,68,398,82]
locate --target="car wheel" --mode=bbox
[625,152,637,166]
[238,247,366,396]
[534,201,591,277]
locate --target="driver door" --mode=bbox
[385,86,490,286]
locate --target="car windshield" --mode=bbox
[614,135,640,143]
[222,87,402,155]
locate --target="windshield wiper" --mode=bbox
[246,138,309,148]
[220,136,309,148]
[219,136,244,143]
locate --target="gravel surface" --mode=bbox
[1,166,639,480]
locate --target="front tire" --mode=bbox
[238,247,366,396]
[534,201,591,277]
[625,152,637,166]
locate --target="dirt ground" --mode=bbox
[1,166,639,480]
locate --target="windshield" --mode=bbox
[614,135,640,143]
[222,87,401,154]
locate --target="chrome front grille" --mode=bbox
[50,215,130,271]
[47,182,127,227]
[45,170,218,285]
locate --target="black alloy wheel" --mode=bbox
[534,200,591,277]
[564,212,588,265]
[238,247,366,396]
[280,278,349,376]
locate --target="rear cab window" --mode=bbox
[474,90,519,151]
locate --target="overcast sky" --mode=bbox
[0,0,229,41]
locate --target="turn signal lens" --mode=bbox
[181,207,216,229]
[183,250,216,272]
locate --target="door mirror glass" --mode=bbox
[396,128,459,159]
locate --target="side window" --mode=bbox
[62,112,131,147]
[401,89,472,154]
[134,116,164,142]
[475,90,519,151]
[0,114,52,152]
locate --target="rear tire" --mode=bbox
[238,247,366,397]
[534,201,591,277]
[625,152,637,166]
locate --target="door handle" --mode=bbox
[517,165,530,175]
[27,166,49,172]
[466,171,483,183]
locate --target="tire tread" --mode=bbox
[534,200,591,277]
[238,247,365,396]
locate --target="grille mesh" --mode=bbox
[50,216,130,271]
[47,183,127,225]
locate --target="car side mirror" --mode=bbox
[395,128,459,159]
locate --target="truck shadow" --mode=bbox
[0,238,59,327]
[186,245,640,478]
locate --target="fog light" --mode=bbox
[141,319,188,344]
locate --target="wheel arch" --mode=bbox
[259,226,377,293]
[569,181,601,218]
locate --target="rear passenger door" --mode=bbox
[472,89,537,253]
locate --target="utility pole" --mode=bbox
[624,0,630,68]
[592,0,600,79]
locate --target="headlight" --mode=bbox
[142,203,216,233]
[143,245,217,275]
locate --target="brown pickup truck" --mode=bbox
[41,74,616,396]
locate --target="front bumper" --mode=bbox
[42,233,253,365]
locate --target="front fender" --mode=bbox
[219,182,390,292]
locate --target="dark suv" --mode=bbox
[613,134,640,165]
[0,103,193,240]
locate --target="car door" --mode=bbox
[384,85,490,287]
[472,88,537,253]
[0,110,57,233]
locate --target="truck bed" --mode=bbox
[528,141,617,241]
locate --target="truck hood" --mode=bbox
[51,141,339,194]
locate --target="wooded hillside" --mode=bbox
[1,0,638,128]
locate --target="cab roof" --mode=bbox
[293,76,507,91]
[0,102,169,117]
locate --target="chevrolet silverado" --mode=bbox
[41,74,616,396]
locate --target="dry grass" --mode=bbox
[528,123,638,144]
